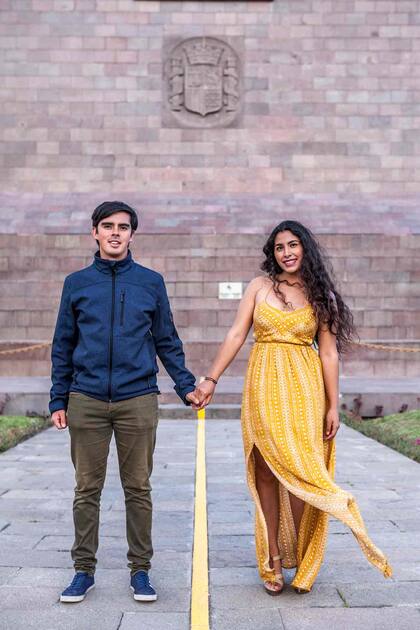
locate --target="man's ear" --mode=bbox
[91,226,100,246]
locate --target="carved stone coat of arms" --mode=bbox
[163,37,241,128]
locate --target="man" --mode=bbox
[50,201,202,603]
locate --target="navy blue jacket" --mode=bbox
[49,251,196,413]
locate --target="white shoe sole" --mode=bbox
[130,585,157,601]
[60,584,95,603]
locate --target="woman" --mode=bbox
[197,220,392,594]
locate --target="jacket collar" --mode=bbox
[93,250,133,274]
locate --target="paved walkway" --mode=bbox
[0,418,419,630]
[206,421,420,630]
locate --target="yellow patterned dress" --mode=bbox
[241,301,392,591]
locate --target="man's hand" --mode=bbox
[51,409,67,430]
[324,408,340,441]
[186,388,207,409]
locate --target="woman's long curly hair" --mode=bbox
[261,220,356,354]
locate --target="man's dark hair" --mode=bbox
[91,201,139,232]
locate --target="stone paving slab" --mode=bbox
[0,609,124,630]
[323,547,418,564]
[327,518,398,534]
[209,521,254,535]
[337,581,420,607]
[0,533,44,551]
[119,612,189,630]
[212,608,283,630]
[0,585,62,610]
[208,509,252,524]
[209,534,254,551]
[0,566,19,586]
[210,567,261,587]
[280,608,420,630]
[0,550,73,569]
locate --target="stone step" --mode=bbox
[1,376,419,418]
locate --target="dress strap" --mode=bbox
[264,284,273,305]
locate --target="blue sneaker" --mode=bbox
[60,572,95,603]
[130,570,157,601]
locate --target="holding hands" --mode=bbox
[185,376,218,410]
[196,377,217,409]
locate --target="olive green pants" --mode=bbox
[67,392,158,575]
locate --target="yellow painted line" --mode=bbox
[190,406,210,630]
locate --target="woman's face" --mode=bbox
[273,230,304,274]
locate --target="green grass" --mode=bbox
[0,416,51,453]
[341,409,420,463]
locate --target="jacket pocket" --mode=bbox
[120,290,125,326]
[146,330,158,371]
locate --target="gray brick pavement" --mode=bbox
[206,421,420,630]
[0,419,419,629]
[0,420,196,630]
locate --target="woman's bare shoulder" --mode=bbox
[245,276,271,299]
[246,276,270,291]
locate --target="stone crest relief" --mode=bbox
[163,37,241,128]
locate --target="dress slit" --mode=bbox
[247,442,299,577]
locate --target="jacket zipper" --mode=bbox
[120,289,125,326]
[108,268,116,401]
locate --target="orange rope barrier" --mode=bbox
[0,342,51,356]
[351,341,420,354]
[0,341,420,356]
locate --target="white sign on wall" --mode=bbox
[218,282,243,300]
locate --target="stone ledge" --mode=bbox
[1,376,419,417]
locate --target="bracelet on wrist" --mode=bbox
[204,376,218,385]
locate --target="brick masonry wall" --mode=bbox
[1,0,420,195]
[1,1,420,379]
[1,232,419,377]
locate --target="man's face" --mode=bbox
[92,211,134,260]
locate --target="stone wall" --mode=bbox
[1,232,419,378]
[1,0,420,379]
[1,1,420,195]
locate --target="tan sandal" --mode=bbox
[264,554,284,596]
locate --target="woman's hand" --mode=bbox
[195,380,216,409]
[324,408,340,441]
